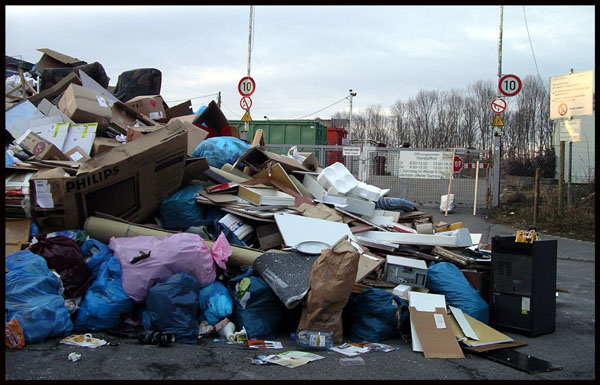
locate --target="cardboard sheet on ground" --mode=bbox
[253,251,319,309]
[408,291,464,359]
[274,212,355,248]
[448,306,513,347]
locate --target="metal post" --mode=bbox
[568,140,572,207]
[347,89,356,174]
[492,135,501,207]
[242,6,254,142]
[497,6,503,84]
[217,91,221,108]
[558,140,565,214]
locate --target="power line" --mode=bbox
[221,103,241,119]
[295,96,349,119]
[165,93,219,104]
[522,6,548,94]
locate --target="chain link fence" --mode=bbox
[265,144,494,209]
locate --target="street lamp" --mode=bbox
[264,116,269,121]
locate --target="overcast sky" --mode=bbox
[5,5,595,121]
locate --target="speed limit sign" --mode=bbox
[238,76,256,97]
[498,74,522,97]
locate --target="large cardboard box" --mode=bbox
[91,137,121,157]
[57,83,112,135]
[34,48,86,73]
[30,120,193,232]
[62,123,97,155]
[124,95,168,122]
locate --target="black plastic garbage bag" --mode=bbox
[112,68,162,103]
[342,288,410,343]
[28,234,94,299]
[145,272,201,344]
[39,61,109,91]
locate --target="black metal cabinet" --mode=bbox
[490,235,557,337]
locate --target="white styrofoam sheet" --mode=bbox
[359,227,472,247]
[274,212,355,248]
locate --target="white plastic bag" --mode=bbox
[440,194,456,213]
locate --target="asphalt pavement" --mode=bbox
[4,207,595,380]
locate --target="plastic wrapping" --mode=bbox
[226,267,286,340]
[426,261,489,323]
[191,136,250,169]
[110,232,231,303]
[198,281,233,326]
[145,272,201,343]
[72,256,134,331]
[342,288,410,343]
[5,250,74,344]
[27,234,94,299]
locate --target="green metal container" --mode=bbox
[228,119,328,146]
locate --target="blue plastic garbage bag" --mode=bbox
[191,136,251,169]
[342,288,410,342]
[159,184,226,230]
[145,272,201,343]
[425,261,489,323]
[81,238,114,278]
[187,219,247,247]
[73,256,134,331]
[375,197,416,213]
[198,280,233,326]
[5,250,73,343]
[226,267,286,340]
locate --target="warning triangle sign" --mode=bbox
[241,110,252,122]
[492,114,504,126]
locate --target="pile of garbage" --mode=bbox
[6,49,516,362]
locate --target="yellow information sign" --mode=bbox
[492,114,504,126]
[241,110,252,122]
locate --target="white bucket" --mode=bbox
[218,213,253,240]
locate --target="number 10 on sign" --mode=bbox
[238,76,256,97]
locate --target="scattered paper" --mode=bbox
[60,334,107,348]
[248,340,283,349]
[261,351,324,368]
[330,343,370,356]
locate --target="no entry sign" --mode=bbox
[453,155,463,172]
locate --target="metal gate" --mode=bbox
[265,144,494,209]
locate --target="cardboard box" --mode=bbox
[384,255,428,287]
[124,95,168,122]
[34,48,85,73]
[256,223,284,250]
[17,130,70,161]
[126,125,162,142]
[27,72,82,107]
[64,146,91,163]
[165,100,193,121]
[62,123,97,155]
[236,147,309,174]
[110,101,159,133]
[57,83,112,135]
[29,121,70,151]
[91,137,121,157]
[30,120,191,232]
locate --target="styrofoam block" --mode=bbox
[316,162,358,194]
[349,181,390,202]
[393,284,413,299]
[302,174,326,200]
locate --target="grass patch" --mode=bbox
[485,183,595,242]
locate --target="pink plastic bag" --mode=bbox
[110,232,232,303]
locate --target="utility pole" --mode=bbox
[492,5,503,207]
[348,89,356,142]
[217,91,221,108]
[242,5,254,141]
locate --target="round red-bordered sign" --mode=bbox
[499,74,522,97]
[238,76,256,97]
[240,96,252,110]
[490,98,507,113]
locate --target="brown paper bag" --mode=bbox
[297,236,360,343]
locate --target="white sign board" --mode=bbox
[550,70,594,120]
[397,151,453,179]
[343,146,361,156]
[559,119,581,142]
[341,138,350,146]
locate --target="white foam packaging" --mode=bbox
[349,180,390,202]
[316,162,358,194]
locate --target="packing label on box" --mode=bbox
[96,95,108,108]
[34,180,54,208]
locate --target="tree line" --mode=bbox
[331,75,553,160]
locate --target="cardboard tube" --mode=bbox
[83,216,263,267]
